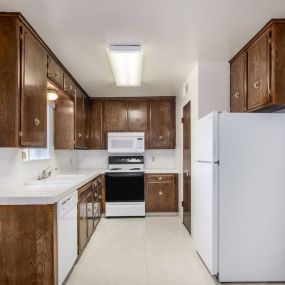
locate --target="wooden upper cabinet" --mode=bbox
[0,16,20,147]
[103,101,127,132]
[230,53,247,112]
[149,98,175,149]
[89,100,104,149]
[127,101,149,131]
[54,95,74,149]
[21,27,47,147]
[64,74,76,98]
[247,29,271,110]
[75,88,86,149]
[47,56,64,89]
[230,20,285,112]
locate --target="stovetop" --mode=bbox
[107,155,144,172]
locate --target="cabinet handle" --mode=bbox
[34,118,40,127]
[99,195,102,199]
[69,85,73,91]
[86,135,89,139]
[234,92,240,99]
[253,81,260,89]
[159,191,163,196]
[55,72,60,78]
[78,133,82,138]
[158,177,162,181]
[159,135,163,140]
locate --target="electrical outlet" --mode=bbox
[152,156,156,162]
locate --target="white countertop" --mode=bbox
[0,169,103,205]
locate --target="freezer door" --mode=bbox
[193,112,218,163]
[218,113,285,282]
[192,161,218,275]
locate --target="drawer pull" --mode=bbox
[254,81,260,89]
[55,72,60,78]
[86,135,89,139]
[159,135,163,140]
[158,177,162,181]
[69,85,73,91]
[99,195,102,199]
[34,118,40,127]
[234,92,240,99]
[78,133,82,138]
[159,191,163,196]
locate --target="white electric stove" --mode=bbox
[105,156,145,217]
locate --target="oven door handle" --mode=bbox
[105,172,144,177]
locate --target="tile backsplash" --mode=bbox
[0,148,78,188]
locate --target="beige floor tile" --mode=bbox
[66,216,285,285]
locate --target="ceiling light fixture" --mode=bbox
[47,89,59,101]
[107,45,143,87]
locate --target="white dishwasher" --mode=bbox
[57,191,78,285]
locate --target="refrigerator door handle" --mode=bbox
[195,160,219,165]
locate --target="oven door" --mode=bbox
[105,172,144,202]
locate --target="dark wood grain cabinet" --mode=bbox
[145,174,178,212]
[89,97,176,149]
[230,53,247,112]
[103,100,127,132]
[77,176,102,255]
[89,100,104,149]
[230,19,285,112]
[54,95,74,149]
[21,27,47,147]
[149,98,176,149]
[0,204,57,284]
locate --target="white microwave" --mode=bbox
[107,132,145,153]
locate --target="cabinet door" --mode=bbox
[86,191,94,238]
[149,99,175,149]
[84,96,90,148]
[21,28,47,147]
[54,96,74,149]
[247,29,272,110]
[230,53,247,112]
[63,75,76,98]
[47,56,64,88]
[89,100,104,149]
[78,196,88,254]
[74,89,85,148]
[103,101,127,132]
[146,181,177,212]
[127,101,148,131]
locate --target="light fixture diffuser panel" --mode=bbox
[108,45,143,87]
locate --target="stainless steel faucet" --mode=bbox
[38,167,57,180]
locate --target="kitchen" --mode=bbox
[0,1,285,285]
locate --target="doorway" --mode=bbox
[182,101,191,234]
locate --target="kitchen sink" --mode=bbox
[26,174,86,185]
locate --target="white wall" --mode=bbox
[0,148,78,188]
[176,61,230,220]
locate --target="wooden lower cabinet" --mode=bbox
[145,174,178,212]
[0,204,57,285]
[77,175,103,255]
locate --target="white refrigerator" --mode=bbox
[192,111,285,282]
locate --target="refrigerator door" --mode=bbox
[193,112,219,163]
[192,161,218,275]
[218,113,285,282]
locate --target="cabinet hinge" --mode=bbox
[181,201,184,207]
[19,131,22,137]
[181,117,184,124]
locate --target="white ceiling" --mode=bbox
[1,0,285,97]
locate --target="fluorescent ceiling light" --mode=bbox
[107,45,143,87]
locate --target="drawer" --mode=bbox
[47,56,64,88]
[78,182,92,199]
[64,74,76,97]
[146,174,175,183]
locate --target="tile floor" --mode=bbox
[66,216,285,285]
